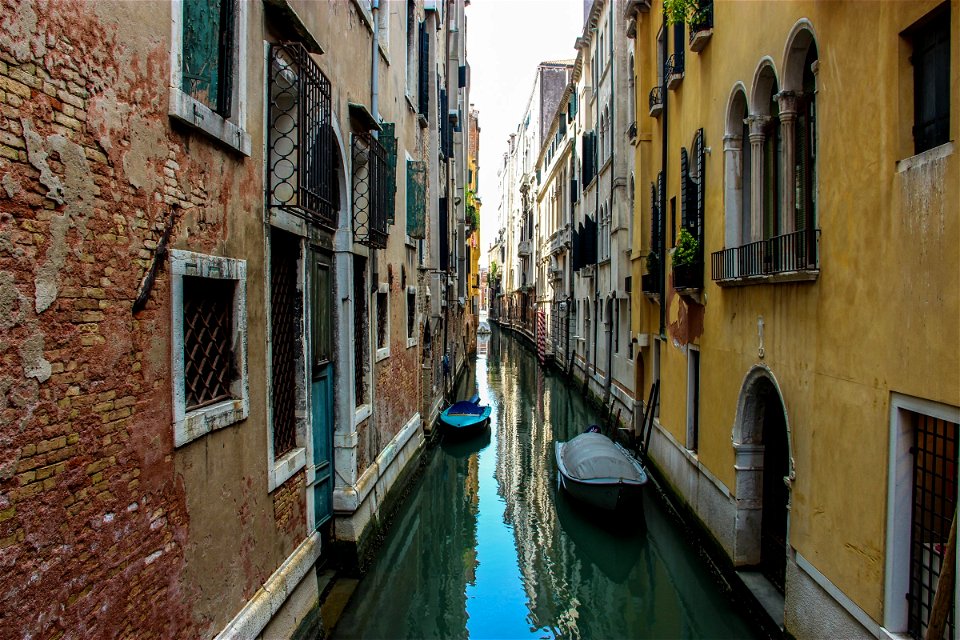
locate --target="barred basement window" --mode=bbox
[171,250,248,448]
[270,229,301,458]
[407,287,416,344]
[183,276,236,410]
[376,289,388,352]
[908,414,957,640]
[353,255,369,406]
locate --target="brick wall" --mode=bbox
[0,2,246,636]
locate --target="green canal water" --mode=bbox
[334,328,761,639]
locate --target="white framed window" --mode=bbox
[405,0,417,100]
[169,0,251,155]
[375,282,390,361]
[406,286,418,348]
[171,249,248,448]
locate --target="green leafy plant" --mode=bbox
[663,0,699,25]
[645,251,659,274]
[488,261,501,284]
[465,188,480,231]
[673,228,700,267]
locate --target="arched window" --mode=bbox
[629,53,637,124]
[724,86,749,248]
[749,61,780,243]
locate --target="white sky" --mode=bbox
[466,0,584,266]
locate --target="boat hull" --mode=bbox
[439,405,492,434]
[554,439,647,511]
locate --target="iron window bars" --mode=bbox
[648,86,663,117]
[907,414,957,640]
[689,0,714,43]
[352,132,391,249]
[270,229,300,457]
[183,276,235,410]
[268,42,337,230]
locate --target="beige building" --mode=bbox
[626,0,959,637]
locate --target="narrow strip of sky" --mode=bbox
[467,0,584,264]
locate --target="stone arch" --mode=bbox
[724,84,750,249]
[782,19,819,93]
[731,365,795,588]
[330,116,350,231]
[725,82,749,136]
[749,57,779,116]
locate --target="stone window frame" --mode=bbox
[171,249,249,448]
[168,0,252,156]
[375,282,390,362]
[883,393,960,639]
[406,285,418,348]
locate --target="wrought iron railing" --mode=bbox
[689,0,714,41]
[641,268,659,295]
[648,86,663,115]
[711,229,821,281]
[673,260,704,290]
[666,51,684,79]
[351,132,390,249]
[267,42,337,230]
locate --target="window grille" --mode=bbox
[908,414,957,640]
[417,21,429,116]
[183,276,235,410]
[407,290,416,339]
[271,230,300,457]
[268,42,336,229]
[376,291,388,350]
[353,256,368,405]
[352,132,391,249]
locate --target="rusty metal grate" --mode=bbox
[271,230,300,457]
[376,291,388,350]
[353,255,368,405]
[183,276,234,410]
[908,414,957,640]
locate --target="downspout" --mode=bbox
[592,32,600,385]
[371,0,380,123]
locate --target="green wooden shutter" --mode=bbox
[380,123,397,225]
[182,0,223,110]
[406,160,426,238]
[680,147,689,230]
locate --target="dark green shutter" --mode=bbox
[182,0,225,111]
[406,160,426,238]
[680,147,689,229]
[380,123,397,225]
[695,129,705,242]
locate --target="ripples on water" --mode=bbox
[334,329,760,640]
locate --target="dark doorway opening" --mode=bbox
[758,378,788,593]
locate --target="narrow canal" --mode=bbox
[334,328,761,639]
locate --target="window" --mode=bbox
[376,285,389,360]
[267,42,337,229]
[270,230,302,461]
[406,286,417,347]
[686,347,700,451]
[406,158,427,238]
[171,249,248,448]
[169,0,250,154]
[885,396,960,640]
[353,255,369,406]
[905,3,950,155]
[352,131,393,248]
[377,1,390,50]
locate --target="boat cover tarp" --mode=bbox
[447,400,485,416]
[560,432,644,482]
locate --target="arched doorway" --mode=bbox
[733,366,792,593]
[756,376,789,592]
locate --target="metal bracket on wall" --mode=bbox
[132,204,179,315]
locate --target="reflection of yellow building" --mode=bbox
[626,1,959,637]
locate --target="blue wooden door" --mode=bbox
[309,249,334,529]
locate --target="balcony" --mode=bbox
[517,239,532,257]
[672,261,703,293]
[546,225,571,256]
[648,86,663,117]
[627,121,637,141]
[666,53,684,89]
[641,260,660,300]
[711,229,821,286]
[688,0,714,53]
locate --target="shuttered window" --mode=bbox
[418,21,430,116]
[182,0,234,116]
[380,123,398,225]
[907,3,950,155]
[406,160,427,238]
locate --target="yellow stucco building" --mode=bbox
[626,0,959,637]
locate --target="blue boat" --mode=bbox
[440,394,492,434]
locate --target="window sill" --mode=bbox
[406,337,417,349]
[271,446,307,491]
[896,140,954,173]
[168,88,251,156]
[175,397,248,448]
[354,403,372,426]
[376,346,390,362]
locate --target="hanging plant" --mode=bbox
[663,0,699,25]
[645,251,660,274]
[673,229,700,267]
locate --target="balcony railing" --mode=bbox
[641,262,660,297]
[711,229,821,284]
[673,261,703,291]
[666,52,684,89]
[689,0,714,52]
[518,239,532,256]
[648,86,663,117]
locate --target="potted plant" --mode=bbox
[672,228,703,290]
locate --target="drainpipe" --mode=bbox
[603,24,616,410]
[371,0,380,123]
